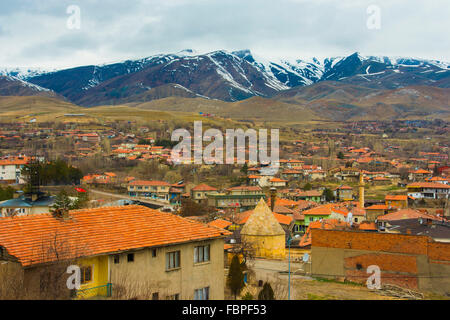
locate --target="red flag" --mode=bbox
[75,187,87,193]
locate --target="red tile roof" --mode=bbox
[191,184,218,192]
[208,219,232,230]
[129,180,170,186]
[0,205,230,267]
[377,209,440,222]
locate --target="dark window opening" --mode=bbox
[356,263,363,270]
[114,255,120,264]
[152,249,157,257]
[127,253,134,262]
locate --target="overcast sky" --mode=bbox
[0,0,449,69]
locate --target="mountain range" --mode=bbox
[0,50,449,121]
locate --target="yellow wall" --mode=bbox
[242,234,286,260]
[77,255,109,299]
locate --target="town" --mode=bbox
[0,115,449,300]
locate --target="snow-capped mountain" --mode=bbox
[0,75,58,97]
[3,50,448,106]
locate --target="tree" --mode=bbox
[258,282,275,300]
[240,162,248,176]
[303,182,312,191]
[51,190,73,212]
[0,185,15,201]
[323,188,335,202]
[72,191,89,210]
[179,199,215,218]
[227,255,245,300]
[337,151,344,159]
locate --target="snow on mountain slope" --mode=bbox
[13,50,448,106]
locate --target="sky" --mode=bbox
[0,0,449,69]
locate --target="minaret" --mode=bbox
[359,172,365,208]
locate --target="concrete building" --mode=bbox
[0,157,28,184]
[0,205,229,300]
[128,180,171,202]
[407,182,450,199]
[0,192,55,217]
[191,184,218,204]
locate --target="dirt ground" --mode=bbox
[226,259,448,300]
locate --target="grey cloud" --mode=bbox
[0,0,448,68]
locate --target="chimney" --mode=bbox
[270,187,277,212]
[13,191,23,199]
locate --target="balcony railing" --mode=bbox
[74,283,112,299]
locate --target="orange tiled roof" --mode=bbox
[192,184,218,191]
[366,204,388,210]
[208,219,232,230]
[385,195,408,201]
[377,209,440,222]
[0,205,230,267]
[407,182,450,189]
[129,180,170,186]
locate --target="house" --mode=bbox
[0,205,230,299]
[385,195,408,209]
[269,177,288,188]
[333,167,360,181]
[408,169,432,181]
[207,192,266,212]
[292,190,323,203]
[376,208,442,230]
[281,169,302,180]
[0,192,55,217]
[382,218,450,242]
[0,157,28,184]
[302,204,350,226]
[335,185,353,201]
[191,184,218,204]
[365,204,389,222]
[407,182,450,199]
[128,180,171,202]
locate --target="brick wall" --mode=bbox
[311,229,450,293]
[312,229,429,255]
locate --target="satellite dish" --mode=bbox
[302,253,309,263]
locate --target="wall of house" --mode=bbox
[310,229,450,294]
[108,238,225,300]
[76,255,109,298]
[241,234,285,260]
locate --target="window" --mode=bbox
[114,255,120,264]
[194,287,209,300]
[166,251,180,270]
[127,253,134,262]
[81,266,92,284]
[152,249,157,257]
[152,292,159,300]
[166,293,180,300]
[194,245,210,263]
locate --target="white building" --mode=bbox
[0,157,28,184]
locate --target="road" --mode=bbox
[89,189,172,209]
